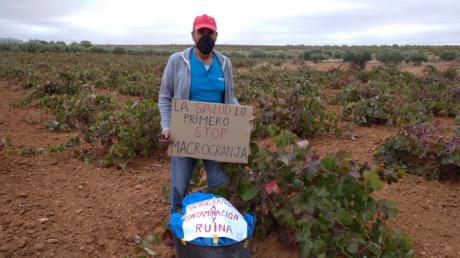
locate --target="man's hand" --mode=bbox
[160,128,171,144]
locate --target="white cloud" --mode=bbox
[56,0,370,43]
[0,0,459,44]
[327,23,445,43]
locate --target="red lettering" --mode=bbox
[211,128,220,139]
[194,127,228,139]
[194,103,232,116]
[203,104,212,114]
[196,224,202,232]
[195,103,203,113]
[220,128,228,139]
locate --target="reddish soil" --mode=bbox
[0,81,173,258]
[1,80,459,258]
[373,175,460,257]
[310,124,398,163]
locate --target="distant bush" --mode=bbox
[343,51,372,69]
[1,40,70,53]
[21,40,47,53]
[276,51,287,59]
[80,40,92,48]
[310,52,328,63]
[0,42,16,51]
[439,50,458,61]
[69,42,85,52]
[112,46,127,55]
[46,42,68,52]
[267,52,277,59]
[376,48,404,66]
[302,49,330,63]
[403,50,427,66]
[89,46,108,54]
[332,50,345,59]
[127,48,143,55]
[229,51,246,58]
[248,48,267,58]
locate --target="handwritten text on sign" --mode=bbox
[182,197,248,242]
[168,100,253,163]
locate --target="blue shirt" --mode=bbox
[190,47,225,103]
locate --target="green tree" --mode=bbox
[439,50,458,61]
[403,50,427,66]
[89,46,107,53]
[248,48,267,58]
[80,40,92,48]
[376,48,404,66]
[112,46,127,55]
[309,52,327,63]
[343,51,372,69]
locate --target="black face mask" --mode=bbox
[196,35,215,55]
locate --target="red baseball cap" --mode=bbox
[193,14,217,31]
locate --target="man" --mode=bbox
[158,14,239,214]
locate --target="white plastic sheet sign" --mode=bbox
[182,197,248,243]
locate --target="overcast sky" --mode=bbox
[1,0,459,45]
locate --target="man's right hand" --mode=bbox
[160,128,171,144]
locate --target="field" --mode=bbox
[0,45,459,258]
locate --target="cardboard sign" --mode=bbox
[168,100,253,163]
[182,197,248,242]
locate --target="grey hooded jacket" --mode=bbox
[158,47,239,130]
